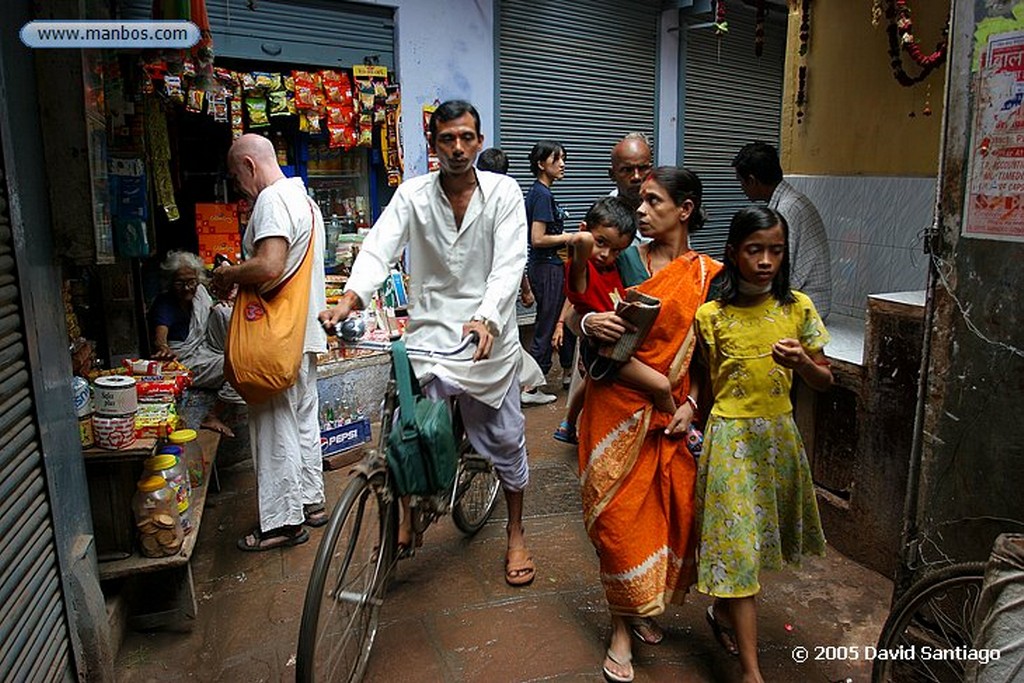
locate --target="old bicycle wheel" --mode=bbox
[872,561,986,683]
[297,466,397,683]
[451,436,501,535]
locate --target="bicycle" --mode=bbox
[296,329,502,683]
[871,561,987,683]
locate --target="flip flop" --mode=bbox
[504,546,536,586]
[706,604,739,656]
[602,647,634,683]
[629,616,664,645]
[552,420,578,445]
[236,525,309,552]
[302,504,329,528]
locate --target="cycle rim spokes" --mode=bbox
[876,573,985,683]
[451,457,500,534]
[300,474,394,683]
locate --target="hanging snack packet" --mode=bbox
[253,71,281,91]
[293,71,317,109]
[230,96,244,139]
[268,88,289,117]
[164,75,184,103]
[210,94,229,123]
[246,95,269,128]
[305,110,322,134]
[359,83,374,114]
[186,88,205,113]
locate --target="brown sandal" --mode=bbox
[504,547,536,586]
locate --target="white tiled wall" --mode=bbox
[787,175,935,320]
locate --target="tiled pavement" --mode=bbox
[114,390,893,683]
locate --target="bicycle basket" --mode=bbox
[386,339,458,496]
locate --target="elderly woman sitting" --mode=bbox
[149,250,243,436]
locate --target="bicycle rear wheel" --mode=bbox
[297,468,397,683]
[451,437,501,535]
[872,561,986,683]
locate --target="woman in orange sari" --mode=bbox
[575,167,722,682]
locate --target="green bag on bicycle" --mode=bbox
[386,339,459,496]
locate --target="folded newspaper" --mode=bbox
[601,290,662,362]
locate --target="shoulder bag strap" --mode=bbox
[262,199,319,300]
[390,339,419,438]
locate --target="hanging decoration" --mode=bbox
[795,0,811,123]
[754,0,766,57]
[871,0,884,28]
[884,0,949,87]
[715,0,728,36]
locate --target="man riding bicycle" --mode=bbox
[319,99,536,587]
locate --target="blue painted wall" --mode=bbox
[361,0,497,178]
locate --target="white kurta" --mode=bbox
[242,177,327,530]
[346,170,528,409]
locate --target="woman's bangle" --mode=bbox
[580,312,596,338]
[685,395,699,419]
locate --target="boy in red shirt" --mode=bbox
[553,197,674,444]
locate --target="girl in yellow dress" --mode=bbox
[694,206,833,683]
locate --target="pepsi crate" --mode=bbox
[320,417,372,457]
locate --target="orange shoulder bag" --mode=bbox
[224,201,317,404]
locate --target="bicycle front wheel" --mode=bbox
[872,561,986,683]
[451,437,501,535]
[297,468,397,683]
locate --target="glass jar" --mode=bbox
[168,429,203,488]
[131,475,184,558]
[143,453,192,534]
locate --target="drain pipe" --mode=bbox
[895,1,963,599]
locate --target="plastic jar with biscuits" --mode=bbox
[132,475,185,557]
[142,453,192,534]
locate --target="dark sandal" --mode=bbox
[237,525,309,552]
[303,504,329,528]
[706,605,739,656]
[629,616,664,645]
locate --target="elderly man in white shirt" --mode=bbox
[320,100,537,587]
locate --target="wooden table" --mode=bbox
[94,430,221,630]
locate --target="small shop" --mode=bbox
[56,0,412,628]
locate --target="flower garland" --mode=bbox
[885,0,949,86]
[715,0,728,36]
[754,0,766,57]
[796,0,811,123]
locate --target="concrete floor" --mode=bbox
[114,382,894,683]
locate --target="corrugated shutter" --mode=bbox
[499,0,660,221]
[119,0,395,69]
[0,153,74,680]
[683,5,787,259]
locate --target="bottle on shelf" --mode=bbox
[273,131,289,167]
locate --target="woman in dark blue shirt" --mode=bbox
[524,140,572,395]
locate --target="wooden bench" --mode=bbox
[89,430,221,630]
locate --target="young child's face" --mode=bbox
[587,224,633,269]
[731,223,786,287]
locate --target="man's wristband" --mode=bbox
[580,312,597,338]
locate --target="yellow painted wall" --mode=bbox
[780,0,946,176]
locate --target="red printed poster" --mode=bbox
[965,31,1024,241]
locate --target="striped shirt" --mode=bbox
[769,179,832,319]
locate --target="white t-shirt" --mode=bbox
[243,177,328,354]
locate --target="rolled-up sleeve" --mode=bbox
[474,181,527,331]
[345,187,411,306]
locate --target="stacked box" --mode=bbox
[195,202,241,264]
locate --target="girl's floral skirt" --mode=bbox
[695,412,825,598]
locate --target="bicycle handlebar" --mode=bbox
[329,321,479,359]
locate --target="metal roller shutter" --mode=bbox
[119,0,395,69]
[499,0,660,220]
[683,5,787,260]
[0,157,74,680]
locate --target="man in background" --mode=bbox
[733,141,832,319]
[608,132,653,210]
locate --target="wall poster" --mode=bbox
[964,30,1024,241]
